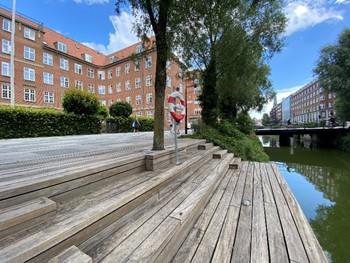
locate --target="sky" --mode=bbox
[2,0,350,118]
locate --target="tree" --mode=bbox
[315,29,350,121]
[62,88,100,116]
[262,113,271,126]
[116,0,174,150]
[173,0,285,125]
[109,101,132,118]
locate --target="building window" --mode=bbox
[108,70,113,79]
[116,83,121,93]
[23,67,35,81]
[136,95,142,105]
[24,27,36,41]
[88,84,95,93]
[108,85,113,94]
[2,39,11,54]
[166,60,171,69]
[135,78,141,89]
[98,85,106,95]
[74,64,82,75]
[75,80,83,89]
[84,53,93,63]
[136,44,143,53]
[43,72,54,85]
[44,91,54,104]
[125,63,130,74]
[60,77,69,88]
[100,100,106,106]
[43,52,53,66]
[126,96,131,104]
[87,68,94,78]
[145,75,152,86]
[145,56,152,68]
[24,46,35,61]
[60,58,69,71]
[98,71,105,80]
[1,83,11,99]
[146,93,153,104]
[136,111,142,117]
[116,67,121,77]
[24,88,35,102]
[56,41,67,53]
[1,62,10,76]
[2,19,11,32]
[135,60,140,71]
[146,111,153,118]
[125,80,131,90]
[166,75,172,88]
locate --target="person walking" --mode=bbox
[132,118,141,132]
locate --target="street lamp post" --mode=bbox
[10,0,16,108]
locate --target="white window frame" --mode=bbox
[108,85,113,94]
[2,39,11,54]
[24,88,36,102]
[1,83,11,99]
[24,27,36,41]
[87,68,94,78]
[2,19,11,32]
[116,67,121,77]
[116,83,121,93]
[43,72,54,85]
[43,52,53,66]
[24,46,35,61]
[56,41,67,53]
[108,70,113,79]
[44,91,54,104]
[23,67,35,81]
[166,75,172,88]
[1,62,10,77]
[98,85,106,95]
[124,63,130,74]
[125,80,131,90]
[84,53,93,63]
[74,63,82,75]
[60,76,69,88]
[136,95,142,106]
[87,84,95,93]
[145,75,152,87]
[98,71,105,80]
[75,80,83,89]
[135,60,140,71]
[60,58,69,71]
[145,56,152,68]
[146,93,153,104]
[126,96,131,104]
[135,78,141,89]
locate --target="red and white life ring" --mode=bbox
[168,91,186,123]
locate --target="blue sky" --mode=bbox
[2,0,350,115]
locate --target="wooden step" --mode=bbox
[213,149,228,159]
[198,143,213,150]
[0,146,219,263]
[100,154,234,263]
[0,197,56,238]
[229,158,241,170]
[48,246,91,263]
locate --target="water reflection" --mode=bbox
[265,146,350,263]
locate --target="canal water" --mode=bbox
[263,136,350,263]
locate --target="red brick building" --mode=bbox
[0,7,196,126]
[185,71,202,127]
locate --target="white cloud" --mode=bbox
[73,0,109,5]
[284,0,343,36]
[250,84,305,119]
[83,11,138,55]
[335,0,350,4]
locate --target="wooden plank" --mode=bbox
[260,163,289,263]
[231,162,254,263]
[229,158,241,170]
[0,197,56,232]
[211,162,249,263]
[271,163,327,263]
[250,162,269,263]
[213,150,228,159]
[266,163,309,263]
[48,246,91,263]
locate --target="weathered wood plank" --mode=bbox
[271,163,327,263]
[260,163,289,263]
[250,162,269,263]
[229,158,241,170]
[266,163,309,263]
[48,246,91,263]
[213,150,228,159]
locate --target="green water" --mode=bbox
[264,144,350,263]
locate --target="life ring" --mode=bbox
[168,91,186,123]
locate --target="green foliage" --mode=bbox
[315,29,350,121]
[235,112,254,135]
[109,102,132,118]
[262,113,271,126]
[62,88,100,116]
[337,134,350,153]
[191,122,269,162]
[96,105,109,120]
[106,117,154,133]
[0,107,101,139]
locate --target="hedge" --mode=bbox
[106,116,154,133]
[0,107,101,139]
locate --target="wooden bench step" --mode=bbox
[213,149,228,159]
[0,197,56,236]
[48,246,91,263]
[197,143,213,150]
[229,158,242,169]
[0,147,218,263]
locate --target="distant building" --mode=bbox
[270,102,282,124]
[281,96,291,124]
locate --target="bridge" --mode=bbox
[255,126,350,146]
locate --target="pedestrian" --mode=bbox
[132,118,141,132]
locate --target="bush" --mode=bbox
[337,134,350,153]
[235,112,254,135]
[109,102,132,118]
[106,116,154,133]
[96,105,109,120]
[62,88,100,116]
[0,107,101,139]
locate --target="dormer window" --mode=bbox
[84,53,93,63]
[24,27,36,41]
[56,41,67,53]
[109,56,117,63]
[136,44,143,53]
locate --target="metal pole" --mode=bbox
[10,0,16,108]
[185,84,188,134]
[174,120,180,165]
